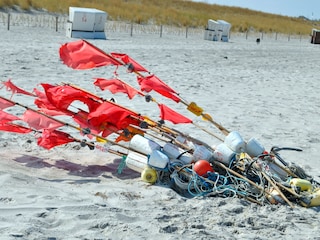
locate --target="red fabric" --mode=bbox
[159,104,192,124]
[41,84,100,112]
[2,79,35,97]
[0,110,20,123]
[34,86,69,116]
[37,129,75,149]
[0,97,14,109]
[59,40,121,70]
[101,125,119,138]
[137,75,180,102]
[88,102,141,132]
[71,109,100,137]
[22,110,64,131]
[110,53,149,72]
[94,78,139,99]
[0,123,32,134]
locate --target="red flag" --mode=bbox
[0,97,14,109]
[0,110,20,123]
[22,110,64,131]
[2,79,35,97]
[34,85,70,116]
[159,104,192,124]
[0,123,32,134]
[110,53,149,72]
[94,78,139,99]
[101,125,119,138]
[41,84,100,112]
[137,75,180,103]
[88,102,141,132]
[34,84,58,110]
[59,40,121,70]
[37,129,75,149]
[71,109,100,137]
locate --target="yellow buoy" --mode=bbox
[300,188,320,208]
[141,167,157,184]
[290,178,312,192]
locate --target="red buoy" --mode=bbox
[193,160,214,177]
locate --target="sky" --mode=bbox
[193,0,320,20]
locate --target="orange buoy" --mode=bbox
[193,160,214,177]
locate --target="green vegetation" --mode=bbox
[0,0,319,34]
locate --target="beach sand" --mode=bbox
[1,25,320,239]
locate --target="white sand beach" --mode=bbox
[1,23,320,240]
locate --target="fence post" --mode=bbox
[130,22,133,37]
[275,32,278,40]
[55,16,58,32]
[299,32,301,42]
[186,27,188,38]
[246,30,248,40]
[7,13,10,30]
[160,25,162,38]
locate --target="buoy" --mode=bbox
[129,134,161,155]
[246,137,265,157]
[148,149,169,170]
[193,159,214,177]
[290,178,312,192]
[300,188,320,208]
[141,167,157,184]
[224,131,246,153]
[213,143,236,165]
[125,151,148,173]
[162,142,193,164]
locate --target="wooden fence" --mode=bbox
[0,11,310,42]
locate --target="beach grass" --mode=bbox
[0,0,319,35]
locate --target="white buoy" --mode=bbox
[129,134,161,155]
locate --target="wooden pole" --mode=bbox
[7,13,10,31]
[55,16,58,32]
[261,172,294,208]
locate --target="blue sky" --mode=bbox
[193,0,320,19]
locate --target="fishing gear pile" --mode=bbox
[1,40,319,208]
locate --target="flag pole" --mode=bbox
[0,95,147,156]
[68,40,230,136]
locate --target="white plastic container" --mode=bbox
[246,137,265,157]
[129,134,161,155]
[125,151,148,173]
[148,150,169,170]
[162,143,193,164]
[192,145,214,162]
[213,143,236,165]
[224,131,246,153]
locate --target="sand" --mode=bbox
[1,23,320,240]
